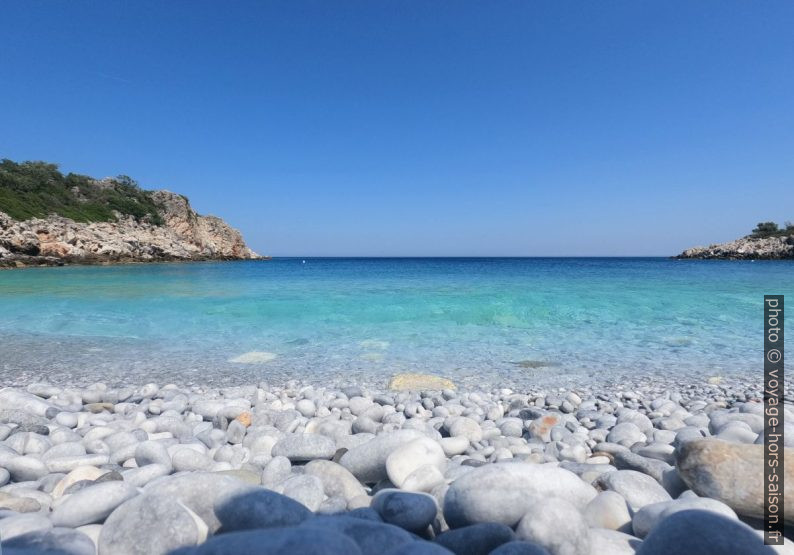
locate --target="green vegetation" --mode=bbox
[750,221,794,238]
[0,159,164,225]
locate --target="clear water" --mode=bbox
[0,258,791,388]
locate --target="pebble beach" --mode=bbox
[0,373,790,555]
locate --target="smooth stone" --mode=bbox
[281,474,325,511]
[443,462,597,528]
[589,529,642,555]
[636,509,776,554]
[98,492,208,555]
[339,429,425,483]
[134,441,173,468]
[383,541,454,554]
[515,497,589,555]
[5,456,49,482]
[304,460,367,501]
[388,374,455,391]
[171,448,212,472]
[372,489,438,534]
[386,437,446,488]
[489,541,552,555]
[439,437,470,457]
[607,422,646,446]
[447,417,483,442]
[296,399,317,417]
[613,450,670,482]
[46,454,110,473]
[676,438,794,523]
[262,456,292,489]
[2,528,95,555]
[192,527,362,555]
[435,523,516,555]
[0,513,53,540]
[215,488,312,532]
[401,464,446,493]
[0,467,9,486]
[142,473,251,533]
[41,442,86,462]
[51,481,139,527]
[632,496,738,538]
[299,515,415,553]
[0,389,57,418]
[272,433,337,462]
[121,463,172,487]
[0,496,41,513]
[594,470,671,511]
[583,491,632,531]
[213,469,261,485]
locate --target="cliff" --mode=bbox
[0,161,260,268]
[676,234,794,260]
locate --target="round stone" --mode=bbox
[272,433,337,462]
[636,509,776,554]
[51,481,139,528]
[443,462,597,528]
[594,470,671,511]
[372,489,438,534]
[385,437,446,488]
[515,497,590,555]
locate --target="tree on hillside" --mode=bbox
[751,222,780,238]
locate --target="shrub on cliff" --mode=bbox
[750,221,793,238]
[0,159,164,225]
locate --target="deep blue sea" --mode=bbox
[0,258,791,388]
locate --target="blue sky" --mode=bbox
[2,1,792,256]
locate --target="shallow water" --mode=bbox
[0,258,791,388]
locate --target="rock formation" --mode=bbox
[676,234,794,260]
[0,189,260,268]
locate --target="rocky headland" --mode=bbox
[0,374,790,554]
[676,222,794,259]
[0,160,260,268]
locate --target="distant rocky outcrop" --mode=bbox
[676,234,794,260]
[0,176,261,268]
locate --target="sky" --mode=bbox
[1,1,793,256]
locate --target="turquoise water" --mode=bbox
[0,258,791,388]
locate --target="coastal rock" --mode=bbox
[388,374,455,391]
[588,529,642,555]
[443,463,597,528]
[583,491,632,531]
[51,481,139,527]
[0,182,260,268]
[632,496,738,538]
[98,492,208,555]
[214,488,312,531]
[435,523,516,554]
[385,437,446,488]
[515,497,589,555]
[490,541,552,555]
[2,528,96,555]
[304,460,368,502]
[141,473,251,533]
[0,513,53,540]
[192,527,362,555]
[676,438,794,522]
[298,515,415,553]
[676,234,794,260]
[595,470,671,511]
[272,433,337,462]
[636,509,776,554]
[372,490,438,533]
[339,429,425,483]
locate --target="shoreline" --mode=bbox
[0,375,789,554]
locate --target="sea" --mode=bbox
[0,257,791,389]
